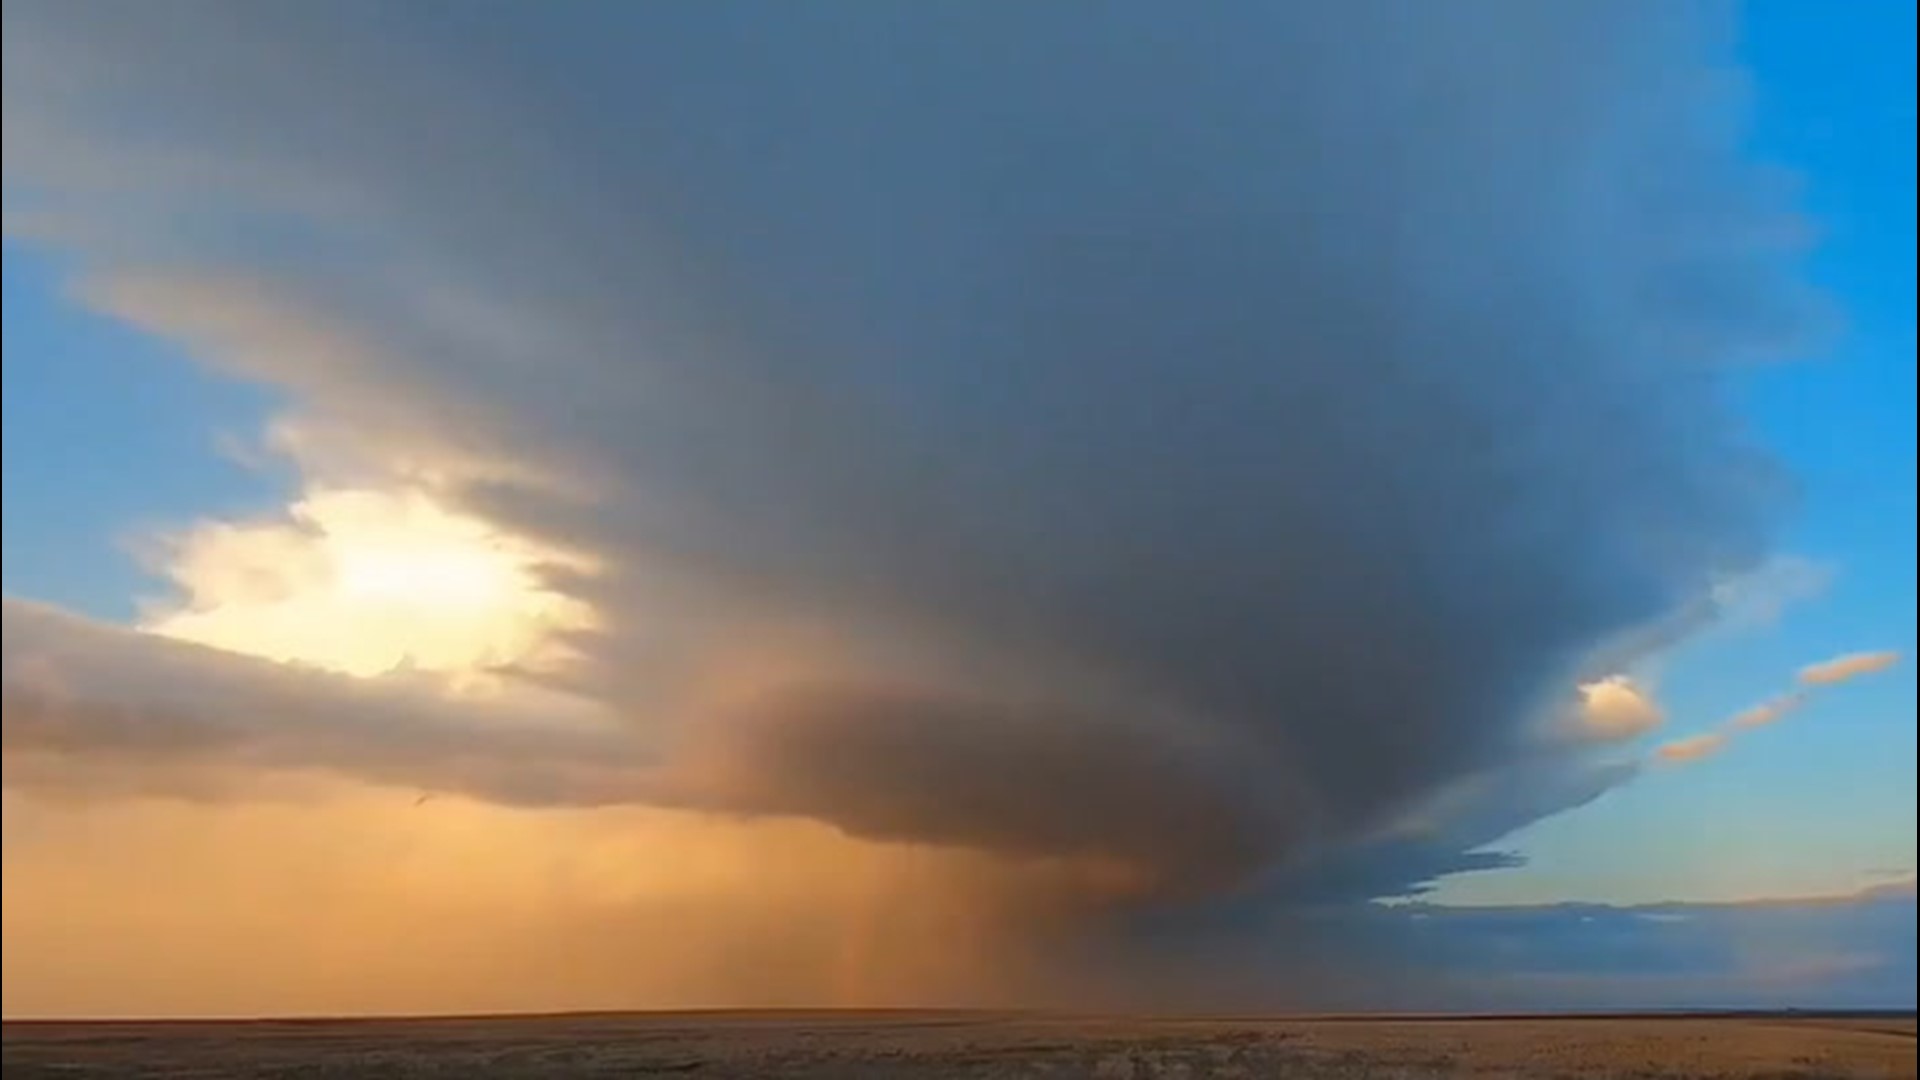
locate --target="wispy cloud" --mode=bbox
[1653,649,1902,767]
[1655,732,1730,764]
[1708,556,1836,630]
[1725,692,1808,731]
[1798,650,1903,686]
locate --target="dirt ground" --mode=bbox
[4,1011,1915,1079]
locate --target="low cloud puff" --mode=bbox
[1575,677,1666,742]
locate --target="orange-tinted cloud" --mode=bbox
[1574,677,1665,742]
[1797,651,1902,686]
[1651,649,1902,771]
[1654,733,1728,764]
[1726,692,1807,731]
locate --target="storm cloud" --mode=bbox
[3,0,1824,905]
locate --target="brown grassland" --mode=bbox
[4,1011,1915,1079]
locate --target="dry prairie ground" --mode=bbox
[4,1011,1914,1079]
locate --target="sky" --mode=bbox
[1434,0,1918,907]
[0,0,1913,1017]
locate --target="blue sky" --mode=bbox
[2,248,284,620]
[0,0,1913,1014]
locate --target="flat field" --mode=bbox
[4,1011,1914,1079]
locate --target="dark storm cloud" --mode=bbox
[3,1,1820,895]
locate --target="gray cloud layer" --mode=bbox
[1,601,646,806]
[1082,880,1918,1013]
[3,2,1820,899]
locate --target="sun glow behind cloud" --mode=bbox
[138,486,591,689]
[2,471,1133,1016]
